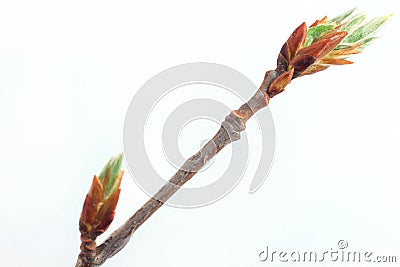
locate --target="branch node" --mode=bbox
[222,111,246,142]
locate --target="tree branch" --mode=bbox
[75,70,279,267]
[75,9,391,266]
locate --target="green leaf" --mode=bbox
[305,24,336,47]
[107,153,123,195]
[345,14,393,43]
[328,8,357,23]
[342,13,367,33]
[360,37,379,48]
[333,44,354,50]
[98,153,124,197]
[99,159,112,182]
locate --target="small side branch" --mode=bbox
[75,8,392,266]
[75,70,279,267]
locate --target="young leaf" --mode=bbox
[342,13,367,33]
[98,153,124,197]
[106,153,123,196]
[310,16,328,27]
[300,64,329,76]
[99,159,112,182]
[319,58,353,65]
[328,8,357,23]
[277,22,307,71]
[297,32,347,61]
[345,15,393,43]
[334,44,355,50]
[360,36,379,47]
[305,24,336,46]
[328,44,361,56]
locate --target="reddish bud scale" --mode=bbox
[78,163,123,267]
[310,16,328,27]
[319,58,353,65]
[271,15,354,94]
[268,68,294,97]
[328,43,362,57]
[289,31,347,78]
[300,64,330,76]
[277,22,307,72]
[79,170,124,241]
[289,55,316,77]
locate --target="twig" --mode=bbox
[75,70,279,267]
[75,9,391,266]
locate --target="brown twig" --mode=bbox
[75,69,279,267]
[75,9,391,266]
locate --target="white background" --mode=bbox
[0,1,399,266]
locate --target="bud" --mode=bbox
[274,8,392,80]
[268,69,294,97]
[79,153,124,261]
[277,22,307,72]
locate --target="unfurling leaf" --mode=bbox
[342,13,367,33]
[299,64,330,76]
[99,153,123,197]
[310,16,328,27]
[275,8,391,80]
[327,8,357,23]
[299,31,347,59]
[319,58,353,65]
[94,189,121,234]
[88,175,104,204]
[345,15,393,43]
[277,22,307,71]
[304,24,336,47]
[327,44,361,56]
[289,31,347,77]
[79,153,124,240]
[289,55,316,77]
[360,37,379,47]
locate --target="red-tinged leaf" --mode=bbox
[277,22,308,70]
[333,23,344,31]
[289,54,316,77]
[117,171,123,187]
[319,58,354,65]
[94,189,121,233]
[80,194,97,229]
[310,21,319,27]
[328,49,361,56]
[299,65,330,76]
[328,44,362,56]
[268,69,294,97]
[101,170,111,194]
[102,189,120,217]
[318,31,348,56]
[286,22,308,58]
[88,175,104,205]
[296,31,347,62]
[310,16,328,27]
[295,39,330,61]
